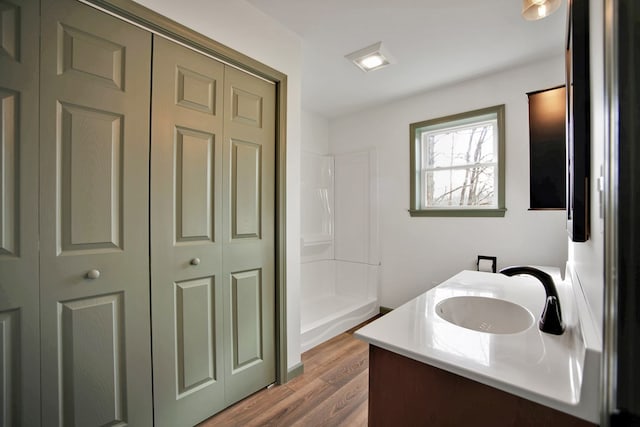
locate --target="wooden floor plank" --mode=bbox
[339,399,369,427]
[288,338,366,392]
[197,317,378,427]
[198,384,295,427]
[319,345,368,389]
[249,378,337,427]
[293,369,369,427]
[300,333,356,368]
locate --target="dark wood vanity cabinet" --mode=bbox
[367,345,597,427]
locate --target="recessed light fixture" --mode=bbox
[345,42,395,72]
[522,0,561,20]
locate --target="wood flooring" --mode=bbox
[198,320,376,427]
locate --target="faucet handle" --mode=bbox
[539,296,565,335]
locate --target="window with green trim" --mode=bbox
[409,105,506,217]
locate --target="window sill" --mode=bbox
[408,208,507,218]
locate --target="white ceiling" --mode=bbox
[245,0,567,119]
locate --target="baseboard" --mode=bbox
[379,306,393,315]
[286,362,304,382]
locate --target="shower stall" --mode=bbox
[300,149,379,352]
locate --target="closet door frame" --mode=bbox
[83,0,291,382]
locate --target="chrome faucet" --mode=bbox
[499,266,565,335]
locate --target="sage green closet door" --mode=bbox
[150,35,226,427]
[150,36,277,424]
[0,0,40,425]
[222,66,276,405]
[39,0,153,425]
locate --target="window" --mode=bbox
[409,105,506,217]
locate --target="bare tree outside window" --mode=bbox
[422,121,497,207]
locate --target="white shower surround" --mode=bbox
[300,260,378,352]
[300,150,379,353]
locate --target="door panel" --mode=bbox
[0,0,40,425]
[59,293,126,426]
[0,1,20,61]
[230,269,263,371]
[151,35,225,427]
[40,0,153,425]
[230,87,263,127]
[175,277,216,396]
[0,89,18,256]
[222,66,276,405]
[176,66,216,114]
[0,308,19,424]
[175,127,215,242]
[231,139,262,239]
[58,23,125,90]
[59,102,123,251]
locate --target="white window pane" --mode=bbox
[424,166,496,207]
[422,122,496,169]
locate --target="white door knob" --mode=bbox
[190,258,200,266]
[86,269,101,280]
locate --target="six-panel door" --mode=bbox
[222,66,276,406]
[39,0,154,425]
[150,36,226,427]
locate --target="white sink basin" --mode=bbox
[435,296,534,334]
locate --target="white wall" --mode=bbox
[329,56,568,308]
[302,110,330,154]
[136,0,303,368]
[568,0,605,336]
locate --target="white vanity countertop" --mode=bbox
[354,269,600,423]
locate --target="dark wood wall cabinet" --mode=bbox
[527,86,566,210]
[565,0,591,242]
[367,345,597,427]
